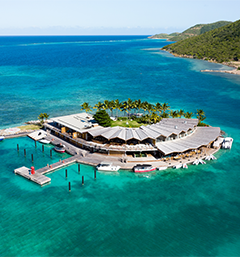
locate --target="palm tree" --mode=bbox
[161,102,170,114]
[127,98,133,117]
[184,112,194,119]
[109,100,115,117]
[177,109,185,118]
[155,102,162,116]
[161,112,169,118]
[170,110,178,118]
[196,109,206,121]
[114,99,122,118]
[102,100,111,115]
[80,102,92,113]
[134,99,142,115]
[141,101,148,115]
[151,112,160,124]
[93,102,103,111]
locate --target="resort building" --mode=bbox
[44,113,221,159]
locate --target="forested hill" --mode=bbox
[162,19,240,63]
[149,21,231,41]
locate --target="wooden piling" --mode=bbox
[31,154,34,162]
[82,176,84,185]
[65,169,68,179]
[42,145,44,152]
[50,149,52,158]
[78,164,80,174]
[35,141,37,148]
[24,149,26,157]
[69,182,71,192]
[17,144,19,151]
[94,169,96,179]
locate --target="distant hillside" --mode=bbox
[148,32,179,39]
[149,21,231,41]
[162,19,240,63]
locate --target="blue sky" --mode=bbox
[0,0,239,35]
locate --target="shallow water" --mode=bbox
[1,36,240,256]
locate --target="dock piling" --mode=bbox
[31,154,34,162]
[17,144,19,151]
[35,141,37,148]
[50,149,52,158]
[42,145,44,152]
[24,149,26,157]
[65,169,68,179]
[78,164,80,174]
[82,176,84,185]
[94,169,96,179]
[69,182,71,192]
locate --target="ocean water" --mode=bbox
[1,36,240,256]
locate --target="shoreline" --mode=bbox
[161,49,240,75]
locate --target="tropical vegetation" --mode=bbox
[38,113,50,126]
[150,21,231,41]
[80,99,207,127]
[162,19,240,63]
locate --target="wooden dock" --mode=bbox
[14,167,51,186]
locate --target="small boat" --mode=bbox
[182,163,188,169]
[96,162,120,171]
[133,164,156,173]
[173,163,182,169]
[222,137,233,149]
[198,159,206,165]
[157,166,168,171]
[54,143,66,153]
[193,159,199,165]
[0,136,5,141]
[38,138,51,144]
[205,154,217,161]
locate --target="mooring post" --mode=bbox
[94,169,96,179]
[82,176,84,185]
[65,169,68,179]
[17,144,19,151]
[35,141,37,148]
[78,164,80,174]
[50,149,52,158]
[42,145,44,152]
[31,154,34,162]
[24,149,26,157]
[69,182,71,192]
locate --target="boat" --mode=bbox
[222,137,233,149]
[205,154,217,161]
[133,164,156,173]
[0,136,5,141]
[173,163,182,169]
[182,163,188,169]
[54,143,66,153]
[38,138,51,144]
[198,159,206,164]
[193,159,199,165]
[96,162,120,171]
[157,166,168,171]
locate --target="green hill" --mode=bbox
[149,21,231,41]
[162,19,240,63]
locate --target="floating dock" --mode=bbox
[14,166,51,186]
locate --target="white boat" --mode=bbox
[96,162,120,171]
[0,136,5,141]
[182,163,188,169]
[205,154,217,161]
[222,137,233,149]
[198,159,206,164]
[173,163,182,169]
[193,159,199,165]
[157,166,168,171]
[38,139,51,144]
[54,143,66,153]
[133,164,156,173]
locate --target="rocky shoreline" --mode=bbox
[201,69,240,75]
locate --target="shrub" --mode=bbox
[93,110,112,127]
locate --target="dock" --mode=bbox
[14,167,51,186]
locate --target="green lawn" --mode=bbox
[111,119,145,128]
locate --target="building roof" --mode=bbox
[155,127,220,155]
[52,113,99,133]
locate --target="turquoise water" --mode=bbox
[1,36,240,256]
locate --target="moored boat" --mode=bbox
[38,138,51,144]
[182,163,188,169]
[222,137,233,149]
[54,143,66,153]
[157,166,168,171]
[198,159,206,164]
[96,162,120,171]
[173,163,182,169]
[133,164,156,173]
[193,159,199,165]
[0,136,5,141]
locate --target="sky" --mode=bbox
[0,0,239,35]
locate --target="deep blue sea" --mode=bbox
[1,36,240,256]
